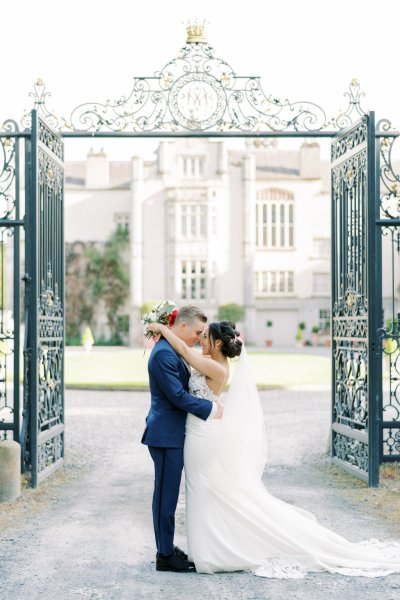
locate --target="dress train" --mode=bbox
[184,352,400,578]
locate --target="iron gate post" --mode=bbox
[12,136,21,443]
[366,112,382,486]
[24,119,39,485]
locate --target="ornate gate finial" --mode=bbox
[20,32,374,134]
[21,79,61,130]
[186,20,207,44]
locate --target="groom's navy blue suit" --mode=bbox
[142,338,213,556]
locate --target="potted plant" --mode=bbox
[311,325,320,347]
[265,320,273,347]
[295,328,303,348]
[322,319,331,347]
[295,322,306,348]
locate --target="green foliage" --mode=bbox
[386,317,399,335]
[65,228,130,345]
[311,325,320,334]
[140,300,162,317]
[116,315,130,334]
[65,336,81,346]
[298,321,306,330]
[384,317,399,355]
[217,303,245,323]
[93,337,123,346]
[65,242,95,344]
[295,327,303,341]
[266,320,273,328]
[87,228,130,341]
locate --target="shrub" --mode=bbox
[140,300,161,317]
[217,303,245,323]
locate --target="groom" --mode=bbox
[142,305,223,572]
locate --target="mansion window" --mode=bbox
[313,238,330,258]
[254,271,294,295]
[313,273,330,296]
[114,213,129,233]
[255,188,294,249]
[181,260,207,300]
[180,205,207,238]
[179,156,205,178]
[319,309,330,334]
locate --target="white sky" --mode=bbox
[2,0,400,161]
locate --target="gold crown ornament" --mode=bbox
[186,20,207,44]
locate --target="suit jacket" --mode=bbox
[141,338,213,448]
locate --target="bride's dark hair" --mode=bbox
[208,320,242,358]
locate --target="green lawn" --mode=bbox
[65,349,330,389]
[246,353,330,387]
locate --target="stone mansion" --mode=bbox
[65,138,339,347]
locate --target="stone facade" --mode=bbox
[64,140,399,346]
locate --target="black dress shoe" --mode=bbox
[156,547,189,560]
[156,552,196,572]
[174,547,195,569]
[173,546,188,560]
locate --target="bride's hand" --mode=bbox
[145,323,162,343]
[146,323,163,334]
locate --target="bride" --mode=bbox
[147,319,400,578]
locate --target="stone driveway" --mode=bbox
[0,388,399,600]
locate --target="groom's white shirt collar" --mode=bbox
[180,357,191,373]
[163,338,190,373]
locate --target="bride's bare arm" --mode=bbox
[146,323,225,381]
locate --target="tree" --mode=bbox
[217,303,245,323]
[65,228,130,345]
[65,242,95,344]
[86,228,130,343]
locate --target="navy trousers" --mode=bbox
[148,446,184,556]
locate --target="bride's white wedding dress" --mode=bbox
[184,348,400,578]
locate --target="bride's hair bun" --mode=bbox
[208,320,242,358]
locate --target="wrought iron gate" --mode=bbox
[22,110,65,487]
[2,27,400,489]
[0,121,21,444]
[331,113,381,486]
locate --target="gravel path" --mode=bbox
[1,389,400,600]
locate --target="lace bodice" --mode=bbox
[188,370,216,401]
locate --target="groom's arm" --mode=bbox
[150,350,213,421]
